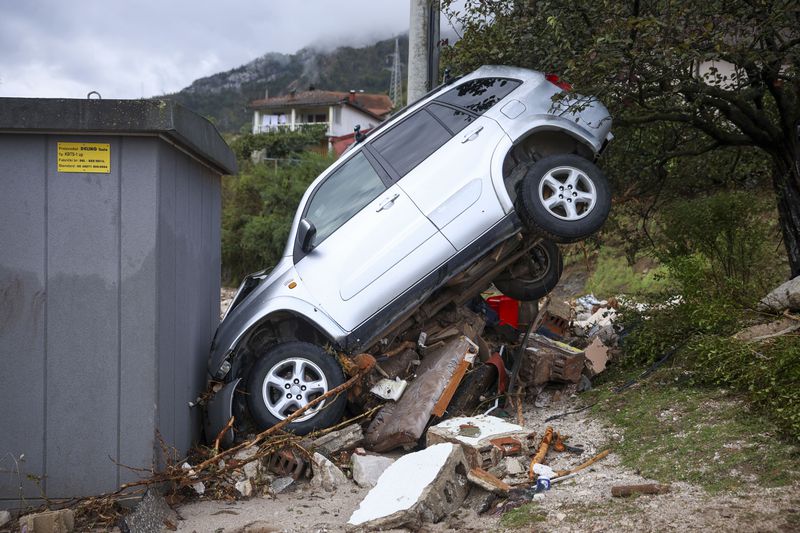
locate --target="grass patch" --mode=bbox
[583,368,800,493]
[584,247,668,297]
[499,503,547,529]
[559,500,643,523]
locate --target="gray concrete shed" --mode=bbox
[0,98,237,506]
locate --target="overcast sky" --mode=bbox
[0,0,424,99]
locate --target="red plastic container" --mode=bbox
[485,295,519,329]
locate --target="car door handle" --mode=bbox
[461,126,484,143]
[376,193,400,212]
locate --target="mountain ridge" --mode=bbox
[166,35,409,133]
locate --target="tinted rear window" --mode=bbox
[436,77,521,114]
[371,110,451,177]
[427,103,475,134]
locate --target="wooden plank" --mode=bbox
[432,358,471,417]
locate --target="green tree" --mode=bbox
[222,152,333,283]
[443,0,800,276]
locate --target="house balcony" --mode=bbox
[254,122,331,135]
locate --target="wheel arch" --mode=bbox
[500,127,599,206]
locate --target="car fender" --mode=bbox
[209,266,347,378]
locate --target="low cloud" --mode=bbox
[0,0,410,98]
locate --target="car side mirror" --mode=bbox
[298,219,317,253]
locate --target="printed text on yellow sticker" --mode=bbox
[57,142,111,173]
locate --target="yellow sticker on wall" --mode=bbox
[57,142,111,173]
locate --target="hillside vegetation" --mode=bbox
[165,36,408,133]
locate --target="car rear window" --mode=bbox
[436,77,521,114]
[427,103,475,134]
[371,110,451,177]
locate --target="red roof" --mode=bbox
[250,90,393,119]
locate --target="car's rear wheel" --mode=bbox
[246,341,346,435]
[493,239,563,301]
[516,154,611,243]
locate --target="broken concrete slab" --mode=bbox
[467,467,510,496]
[758,275,800,312]
[426,415,535,469]
[120,489,178,533]
[347,443,470,531]
[18,509,74,533]
[0,510,10,529]
[365,336,475,452]
[351,454,395,488]
[504,456,526,476]
[302,423,363,457]
[733,317,800,342]
[310,452,348,492]
[584,337,609,375]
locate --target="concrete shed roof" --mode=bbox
[0,98,237,175]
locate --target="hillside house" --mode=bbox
[249,89,393,155]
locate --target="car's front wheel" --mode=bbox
[493,239,563,301]
[516,154,611,243]
[246,341,346,435]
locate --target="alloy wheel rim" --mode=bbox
[262,357,328,422]
[538,166,597,221]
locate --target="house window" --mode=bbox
[436,78,521,114]
[315,114,327,123]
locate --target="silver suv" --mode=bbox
[205,66,612,443]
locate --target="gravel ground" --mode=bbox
[174,387,800,532]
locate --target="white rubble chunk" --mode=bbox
[310,452,348,492]
[758,275,800,312]
[235,479,253,498]
[351,454,395,488]
[347,442,470,530]
[426,415,535,469]
[370,377,408,401]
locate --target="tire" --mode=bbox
[246,341,346,435]
[493,239,563,301]
[516,154,611,243]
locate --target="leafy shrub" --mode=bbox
[619,191,797,439]
[221,152,333,283]
[657,191,783,301]
[229,126,327,161]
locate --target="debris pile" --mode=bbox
[14,292,630,531]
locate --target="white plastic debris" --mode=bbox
[370,377,408,401]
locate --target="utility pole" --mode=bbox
[408,0,440,103]
[388,38,403,107]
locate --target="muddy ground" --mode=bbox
[174,387,799,533]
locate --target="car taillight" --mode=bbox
[545,73,572,92]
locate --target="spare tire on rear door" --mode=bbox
[493,239,563,301]
[516,154,611,243]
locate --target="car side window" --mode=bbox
[436,77,521,114]
[304,152,386,246]
[427,102,475,134]
[370,110,451,177]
